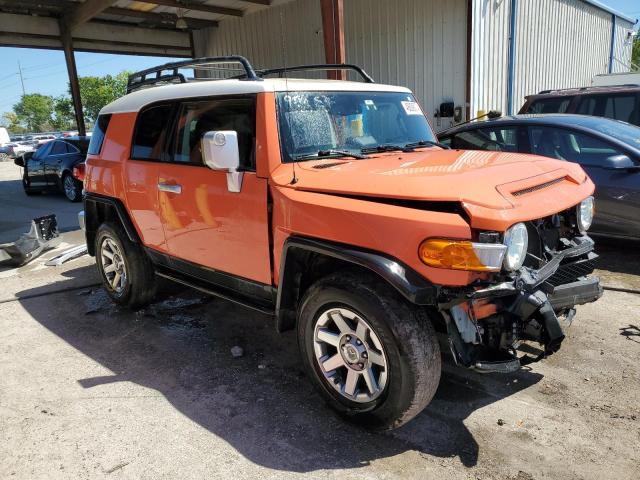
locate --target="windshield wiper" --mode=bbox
[292,149,366,161]
[361,144,414,154]
[404,140,451,150]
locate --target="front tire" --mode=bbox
[95,222,157,309]
[298,271,441,430]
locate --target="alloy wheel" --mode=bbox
[100,237,127,293]
[313,307,389,403]
[64,175,77,200]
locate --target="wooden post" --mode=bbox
[320,0,345,80]
[59,20,86,136]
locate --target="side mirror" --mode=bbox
[14,157,24,167]
[23,151,34,161]
[601,154,637,170]
[201,130,243,192]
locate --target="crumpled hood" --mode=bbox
[271,149,594,229]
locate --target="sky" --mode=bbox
[0,0,638,119]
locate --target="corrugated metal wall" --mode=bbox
[469,0,511,117]
[612,18,635,73]
[513,0,611,109]
[192,0,469,129]
[344,0,468,128]
[192,0,324,71]
[470,0,634,116]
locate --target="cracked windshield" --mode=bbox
[276,91,437,161]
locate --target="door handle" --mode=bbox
[158,183,182,194]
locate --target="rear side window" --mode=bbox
[132,104,174,160]
[526,97,573,114]
[576,94,638,125]
[88,114,111,155]
[51,141,67,155]
[603,95,637,124]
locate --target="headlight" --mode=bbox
[503,222,528,271]
[576,196,594,233]
[419,238,506,272]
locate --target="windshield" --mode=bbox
[588,120,640,149]
[276,91,436,162]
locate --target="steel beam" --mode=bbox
[65,0,118,30]
[319,0,345,80]
[138,0,243,17]
[59,19,86,136]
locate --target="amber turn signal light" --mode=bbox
[418,238,507,272]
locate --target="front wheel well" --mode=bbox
[275,239,439,332]
[276,248,377,332]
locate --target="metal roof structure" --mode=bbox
[0,0,288,136]
[582,0,637,24]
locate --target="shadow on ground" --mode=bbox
[16,265,543,472]
[594,237,640,277]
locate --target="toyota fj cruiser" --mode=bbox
[81,57,602,430]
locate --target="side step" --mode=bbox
[155,268,275,316]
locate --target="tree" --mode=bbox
[633,31,640,72]
[76,71,129,124]
[13,94,54,132]
[51,96,76,131]
[1,112,26,134]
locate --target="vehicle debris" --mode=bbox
[231,346,244,358]
[45,244,88,266]
[0,214,60,267]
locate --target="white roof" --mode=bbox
[100,78,412,114]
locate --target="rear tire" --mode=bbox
[95,222,156,309]
[22,173,40,196]
[62,172,82,202]
[297,271,441,430]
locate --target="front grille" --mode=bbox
[512,177,565,197]
[546,256,596,286]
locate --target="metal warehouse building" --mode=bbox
[192,0,636,130]
[0,0,636,134]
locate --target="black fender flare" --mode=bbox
[275,236,439,331]
[83,192,140,255]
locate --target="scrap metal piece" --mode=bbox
[45,244,88,266]
[0,215,60,267]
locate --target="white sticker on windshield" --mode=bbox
[401,101,422,116]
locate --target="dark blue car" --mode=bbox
[438,114,640,240]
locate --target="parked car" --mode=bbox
[438,114,640,239]
[81,57,601,430]
[2,141,35,158]
[16,136,89,202]
[518,85,640,126]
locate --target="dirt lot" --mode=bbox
[1,164,639,479]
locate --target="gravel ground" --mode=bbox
[0,233,639,480]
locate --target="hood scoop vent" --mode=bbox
[512,177,565,197]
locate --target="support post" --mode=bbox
[319,0,345,80]
[608,14,616,74]
[59,20,86,136]
[506,0,517,115]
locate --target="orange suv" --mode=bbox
[81,57,602,430]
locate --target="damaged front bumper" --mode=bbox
[440,236,603,373]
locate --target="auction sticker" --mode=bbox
[401,101,422,115]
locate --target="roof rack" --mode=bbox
[537,84,640,94]
[126,56,376,93]
[257,64,375,83]
[126,55,261,93]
